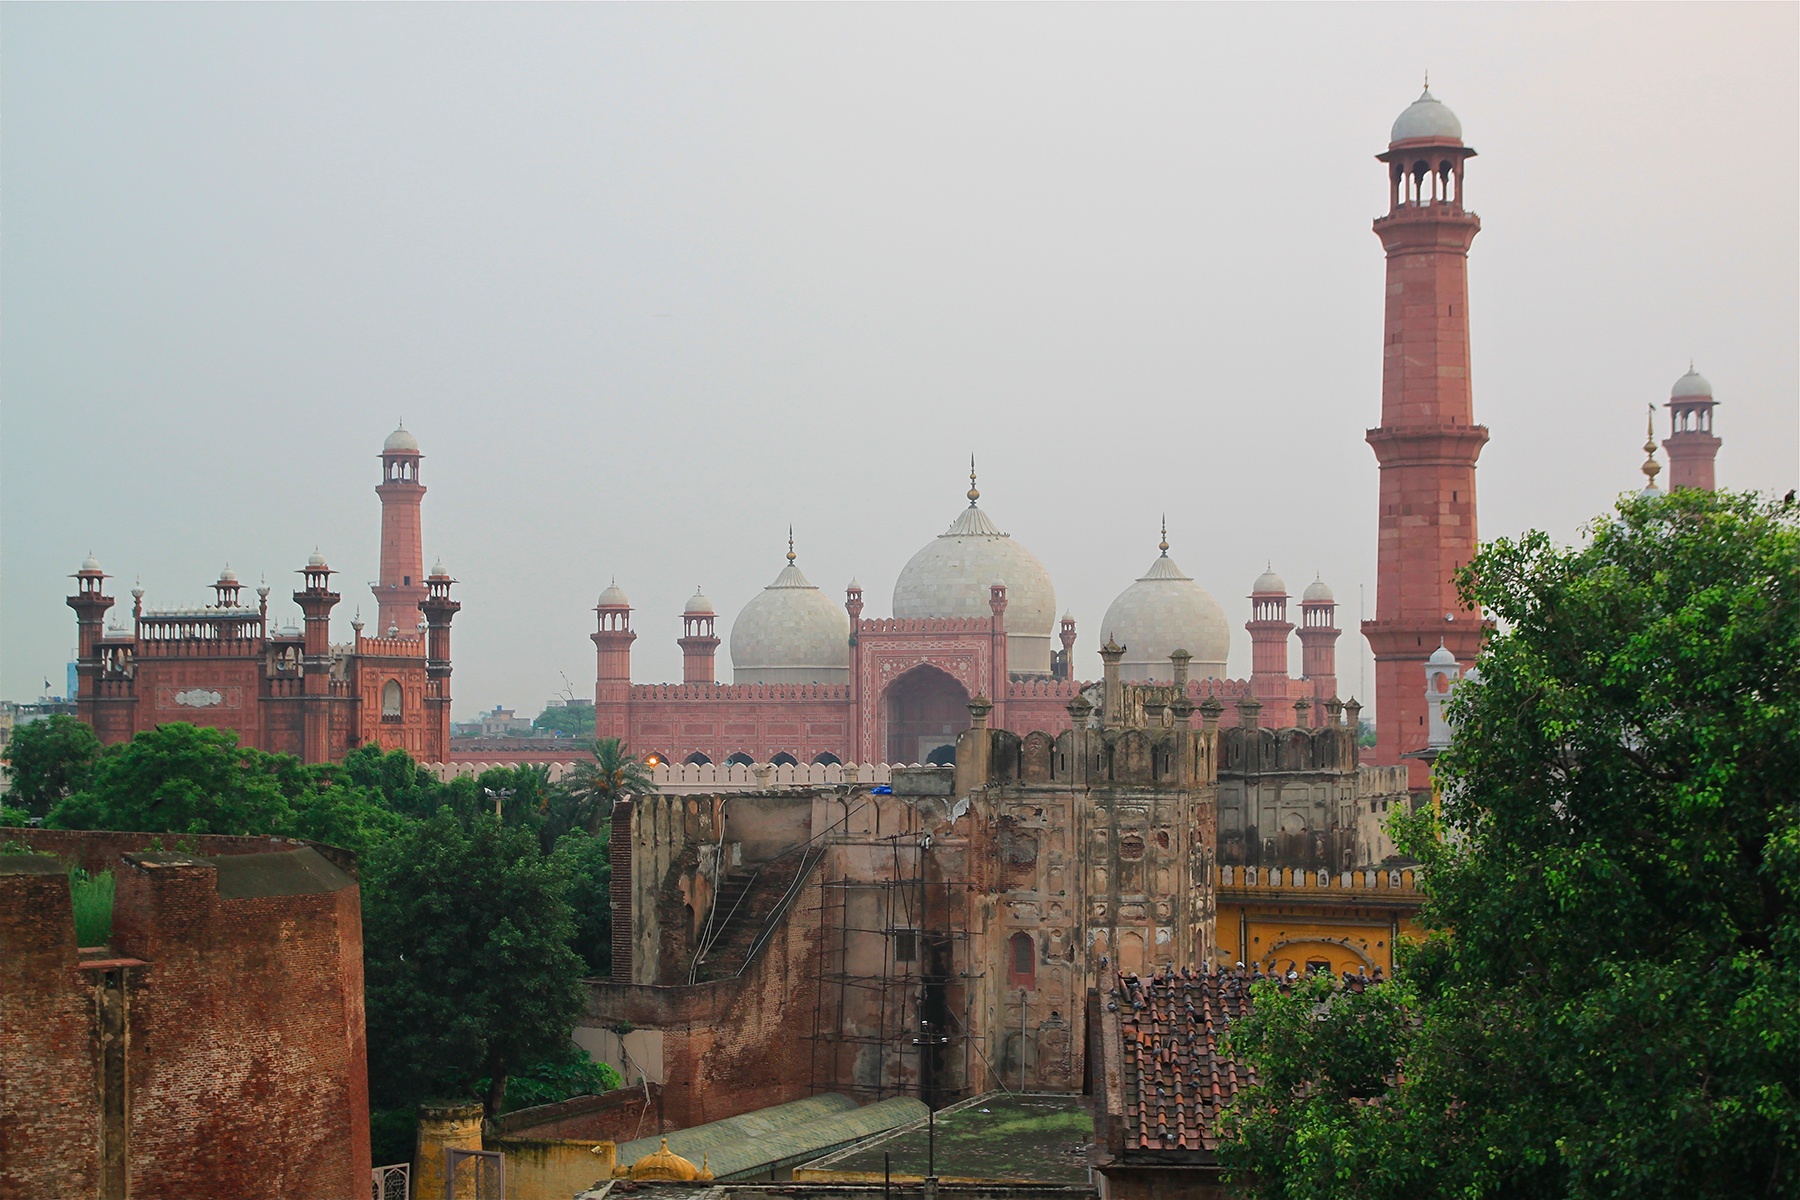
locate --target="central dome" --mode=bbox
[892,474,1056,675]
[730,541,850,685]
[1098,538,1230,682]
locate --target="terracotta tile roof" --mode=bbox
[1108,967,1254,1153]
[1104,964,1389,1156]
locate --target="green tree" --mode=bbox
[553,830,612,976]
[560,738,653,836]
[3,714,102,818]
[532,703,595,739]
[44,723,395,856]
[362,810,587,1120]
[1222,489,1800,1200]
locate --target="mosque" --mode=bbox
[592,483,1340,770]
[589,83,1727,785]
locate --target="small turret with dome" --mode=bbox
[680,586,721,684]
[730,531,850,685]
[1098,522,1230,682]
[892,461,1057,674]
[1390,82,1464,145]
[1663,362,1722,492]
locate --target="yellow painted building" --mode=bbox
[1216,864,1425,975]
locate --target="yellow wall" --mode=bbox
[1215,867,1425,975]
[490,1137,617,1200]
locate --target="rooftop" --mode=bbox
[801,1093,1093,1184]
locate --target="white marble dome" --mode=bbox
[1099,546,1231,682]
[1391,87,1463,143]
[1671,367,1713,399]
[384,424,420,454]
[892,491,1057,675]
[597,582,630,608]
[1302,576,1334,604]
[684,588,714,616]
[1252,567,1288,596]
[731,549,850,685]
[80,554,102,573]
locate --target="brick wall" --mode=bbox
[0,834,369,1199]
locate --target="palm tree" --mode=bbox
[558,737,654,836]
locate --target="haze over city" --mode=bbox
[4,3,1794,719]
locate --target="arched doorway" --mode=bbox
[883,664,969,765]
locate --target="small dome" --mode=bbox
[730,547,850,685]
[619,1139,708,1182]
[1671,367,1712,399]
[1252,567,1288,596]
[80,554,102,573]
[892,478,1057,674]
[383,424,420,454]
[307,550,329,568]
[218,566,238,583]
[1427,641,1458,667]
[429,559,450,578]
[1302,576,1334,603]
[1099,546,1231,682]
[684,588,714,616]
[597,582,630,608]
[1391,86,1463,144]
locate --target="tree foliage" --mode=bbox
[1222,490,1800,1200]
[362,810,588,1119]
[560,738,653,836]
[533,703,595,739]
[4,713,102,818]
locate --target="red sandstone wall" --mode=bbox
[0,836,369,1199]
[0,862,103,1199]
[628,691,851,766]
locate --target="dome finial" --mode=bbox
[786,525,796,564]
[967,455,980,507]
[1641,403,1662,487]
[1158,515,1169,556]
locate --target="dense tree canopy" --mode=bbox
[1222,490,1799,1200]
[3,713,102,818]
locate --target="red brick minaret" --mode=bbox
[1663,366,1720,491]
[1296,576,1340,722]
[374,424,428,637]
[1247,567,1294,724]
[678,588,720,684]
[593,582,635,740]
[420,559,461,761]
[295,551,341,765]
[1363,85,1489,787]
[68,554,114,720]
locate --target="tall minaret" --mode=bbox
[1663,365,1721,491]
[1362,84,1489,789]
[374,424,428,636]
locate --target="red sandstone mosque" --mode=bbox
[587,86,1726,784]
[69,425,460,763]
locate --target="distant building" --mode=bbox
[477,706,537,738]
[66,427,460,764]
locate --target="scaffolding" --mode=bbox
[806,811,984,1109]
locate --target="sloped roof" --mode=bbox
[616,1094,929,1181]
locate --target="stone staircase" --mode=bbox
[690,852,814,982]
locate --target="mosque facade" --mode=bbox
[67,427,460,764]
[594,477,1344,769]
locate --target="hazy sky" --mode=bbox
[4,3,1795,720]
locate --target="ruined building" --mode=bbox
[580,638,1415,1126]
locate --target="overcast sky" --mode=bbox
[4,3,1795,721]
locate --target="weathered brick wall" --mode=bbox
[0,859,102,1200]
[582,861,825,1130]
[0,836,369,1200]
[497,1083,668,1143]
[0,828,330,877]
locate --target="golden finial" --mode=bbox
[1423,69,1430,92]
[1641,404,1662,487]
[1159,515,1169,555]
[967,455,980,507]
[786,526,796,563]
